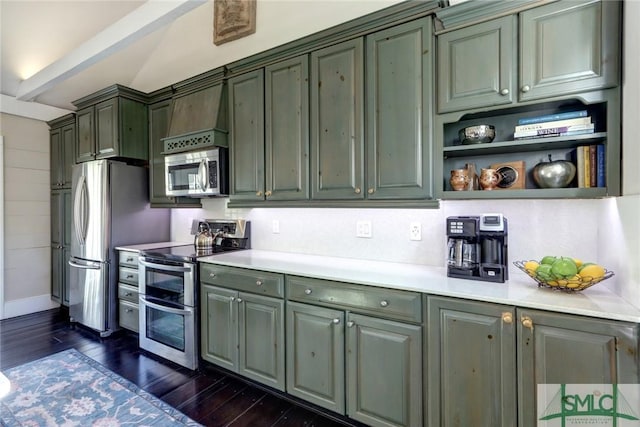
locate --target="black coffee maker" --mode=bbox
[446,214,508,283]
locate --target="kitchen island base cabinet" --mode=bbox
[200,284,285,392]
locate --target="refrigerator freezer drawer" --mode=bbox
[68,257,112,336]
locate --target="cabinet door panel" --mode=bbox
[437,15,515,112]
[238,293,285,391]
[61,124,75,188]
[286,301,345,414]
[346,313,422,427]
[76,107,94,163]
[51,246,62,303]
[63,190,72,247]
[517,309,639,427]
[62,246,70,306]
[229,70,265,201]
[311,39,364,200]
[367,18,433,200]
[50,129,62,188]
[201,285,238,371]
[520,0,620,101]
[428,297,516,427]
[95,98,119,158]
[265,55,309,201]
[50,191,63,246]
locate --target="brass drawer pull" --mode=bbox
[304,289,312,295]
[379,300,389,308]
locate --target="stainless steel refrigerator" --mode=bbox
[68,160,169,337]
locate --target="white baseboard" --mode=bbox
[2,294,60,320]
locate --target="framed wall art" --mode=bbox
[214,0,257,46]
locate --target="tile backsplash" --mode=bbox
[171,194,640,309]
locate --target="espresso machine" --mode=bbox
[446,214,508,283]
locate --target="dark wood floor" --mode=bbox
[0,308,366,427]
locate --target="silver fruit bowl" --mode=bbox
[458,125,496,145]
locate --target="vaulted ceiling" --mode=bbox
[0,0,403,122]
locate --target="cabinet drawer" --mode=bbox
[118,266,138,285]
[118,251,139,268]
[119,300,139,332]
[286,276,422,323]
[200,264,284,298]
[118,283,139,303]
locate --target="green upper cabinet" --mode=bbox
[519,0,620,102]
[73,85,149,163]
[147,99,200,208]
[437,15,516,113]
[437,0,620,113]
[264,55,310,201]
[229,69,265,201]
[517,308,639,427]
[49,114,76,189]
[366,18,433,200]
[310,38,364,200]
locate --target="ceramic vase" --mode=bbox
[450,169,470,191]
[479,168,501,190]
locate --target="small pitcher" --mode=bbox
[449,169,470,191]
[479,168,501,190]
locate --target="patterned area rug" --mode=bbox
[0,348,202,426]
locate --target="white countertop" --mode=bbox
[115,241,192,252]
[200,249,640,323]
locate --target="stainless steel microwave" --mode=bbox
[164,148,228,197]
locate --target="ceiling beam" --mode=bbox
[15,0,207,102]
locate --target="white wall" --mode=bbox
[0,113,59,319]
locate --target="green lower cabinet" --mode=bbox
[286,301,422,427]
[286,301,345,413]
[517,308,639,427]
[427,296,517,427]
[201,284,285,391]
[428,296,639,427]
[346,313,422,427]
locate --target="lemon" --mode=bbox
[524,260,540,273]
[579,264,606,281]
[572,258,583,269]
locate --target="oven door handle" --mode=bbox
[139,258,192,273]
[139,296,194,315]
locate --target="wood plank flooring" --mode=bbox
[0,308,366,427]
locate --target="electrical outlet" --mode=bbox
[356,220,372,238]
[409,222,421,241]
[272,220,280,234]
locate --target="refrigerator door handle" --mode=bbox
[68,259,101,270]
[73,174,89,245]
[139,258,192,273]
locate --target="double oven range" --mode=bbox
[137,219,249,370]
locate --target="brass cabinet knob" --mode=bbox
[347,321,355,328]
[367,188,374,194]
[354,187,361,194]
[265,190,272,197]
[237,298,243,303]
[502,312,513,324]
[304,289,312,295]
[500,88,510,95]
[521,85,531,93]
[256,191,263,197]
[521,316,534,330]
[379,300,389,307]
[332,318,340,325]
[209,272,216,278]
[256,280,263,286]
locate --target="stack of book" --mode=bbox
[573,145,605,188]
[514,110,595,140]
